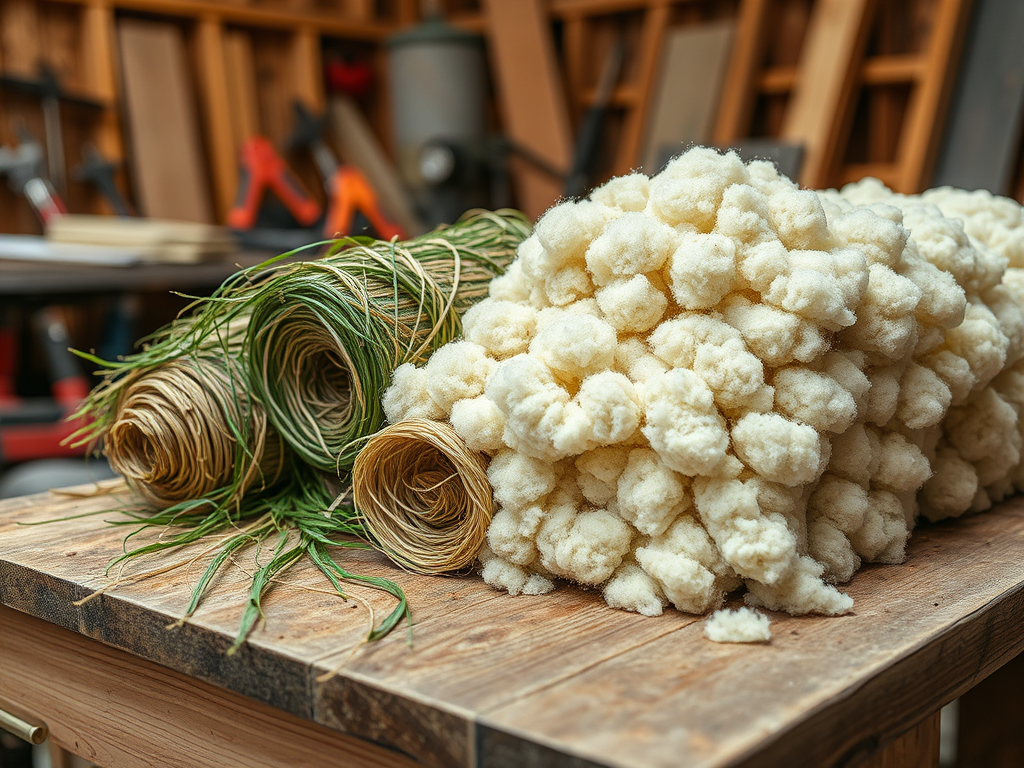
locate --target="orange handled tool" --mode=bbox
[324,166,403,241]
[228,136,321,230]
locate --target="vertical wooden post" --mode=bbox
[562,13,588,128]
[0,0,42,76]
[780,0,876,188]
[482,0,573,218]
[224,30,260,147]
[712,0,771,146]
[612,0,671,177]
[957,653,1024,768]
[862,710,941,768]
[80,1,127,215]
[291,27,325,113]
[195,17,237,221]
[894,0,972,192]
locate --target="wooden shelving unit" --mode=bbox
[0,0,416,232]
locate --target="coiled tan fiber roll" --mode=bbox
[352,419,493,573]
[106,359,285,509]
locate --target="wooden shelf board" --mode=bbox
[44,0,392,39]
[549,0,696,19]
[760,54,923,96]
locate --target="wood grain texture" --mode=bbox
[862,711,940,768]
[117,18,213,222]
[893,0,972,193]
[781,0,876,188]
[482,0,573,218]
[0,605,418,768]
[957,651,1024,768]
[3,489,1024,768]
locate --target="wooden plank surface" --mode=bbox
[117,19,213,222]
[482,0,573,218]
[3,489,1024,767]
[863,711,940,768]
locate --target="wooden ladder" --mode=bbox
[713,0,972,192]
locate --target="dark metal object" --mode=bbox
[0,64,105,195]
[0,126,67,224]
[72,144,133,217]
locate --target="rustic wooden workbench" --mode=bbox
[1,485,1023,768]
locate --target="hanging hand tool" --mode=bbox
[287,101,404,240]
[72,144,133,217]
[0,64,105,197]
[227,135,322,230]
[0,127,68,225]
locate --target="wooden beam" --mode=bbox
[195,17,237,222]
[39,0,391,40]
[895,0,973,192]
[780,0,877,188]
[80,1,128,215]
[613,1,671,176]
[290,26,324,113]
[957,652,1024,768]
[482,0,573,217]
[224,29,260,146]
[712,0,771,145]
[861,711,941,768]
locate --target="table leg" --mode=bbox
[957,652,1024,768]
[863,710,941,768]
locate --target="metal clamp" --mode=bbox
[0,698,48,745]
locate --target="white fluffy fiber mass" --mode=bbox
[383,146,1024,621]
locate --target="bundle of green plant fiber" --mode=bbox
[65,209,529,649]
[243,208,530,473]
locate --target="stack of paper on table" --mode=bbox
[46,216,237,264]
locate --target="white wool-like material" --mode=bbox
[382,146,1024,623]
[704,607,772,643]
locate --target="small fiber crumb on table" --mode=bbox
[704,607,772,643]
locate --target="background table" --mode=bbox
[1,485,1023,768]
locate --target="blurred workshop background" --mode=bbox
[0,0,1020,502]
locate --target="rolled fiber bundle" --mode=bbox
[106,357,286,509]
[244,209,530,474]
[352,419,493,573]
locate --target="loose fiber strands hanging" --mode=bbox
[105,357,286,509]
[352,419,493,574]
[244,209,529,474]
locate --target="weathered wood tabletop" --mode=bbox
[1,484,1023,768]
